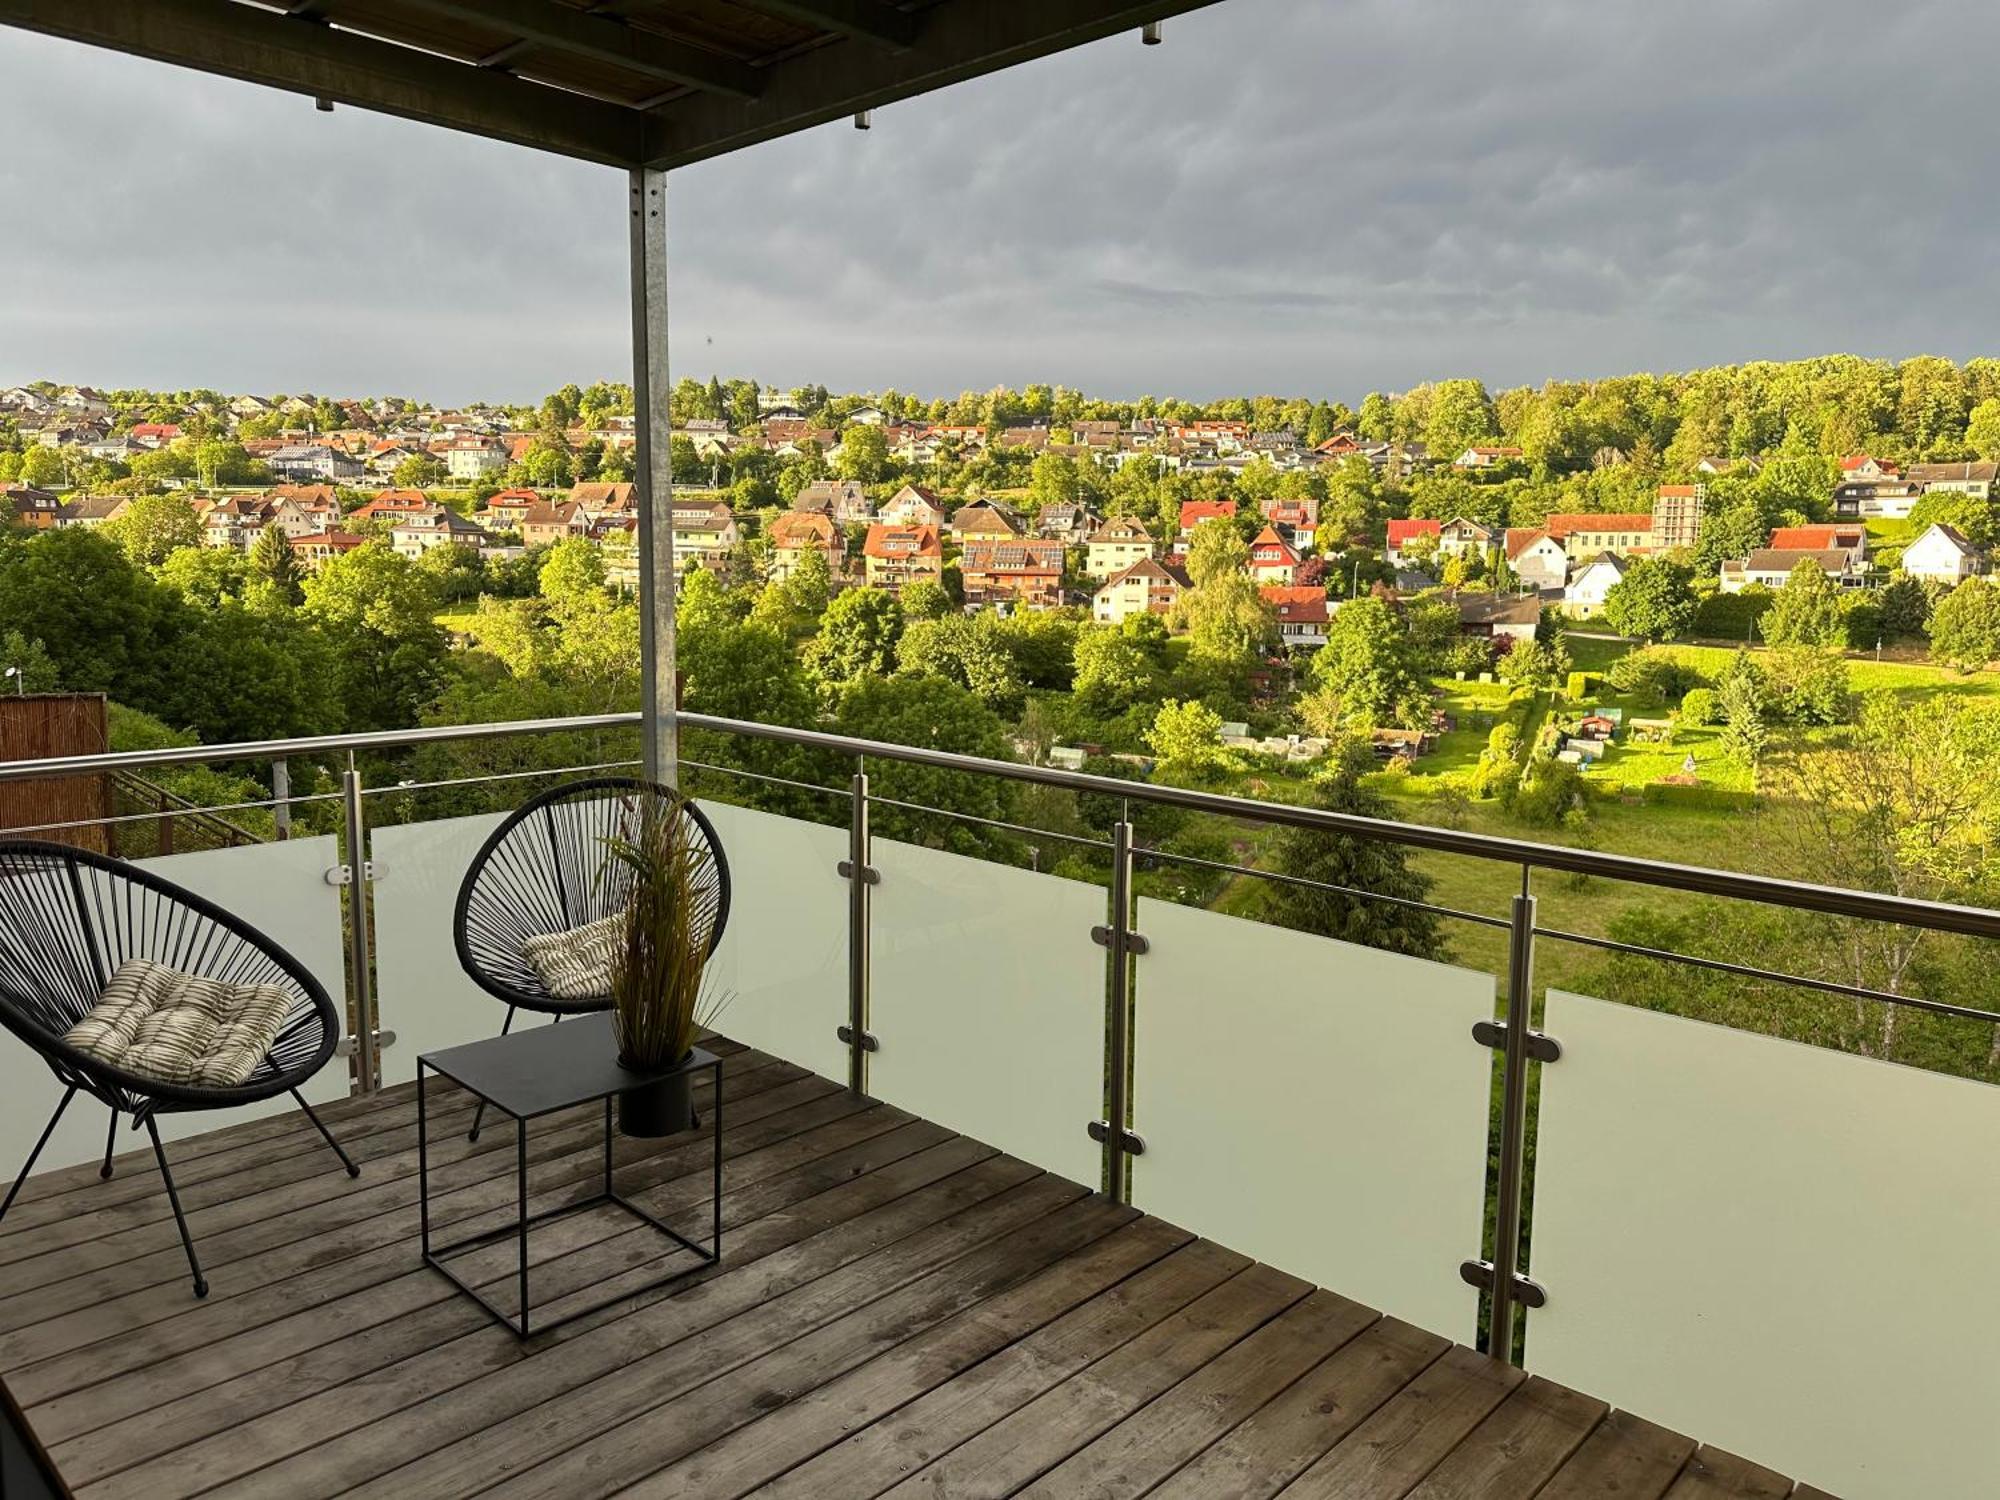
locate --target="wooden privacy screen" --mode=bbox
[0,694,110,853]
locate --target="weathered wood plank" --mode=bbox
[876,1260,1313,1499]
[613,1217,1195,1499]
[754,1237,1253,1500]
[60,1118,963,1497]
[1402,1375,1608,1500]
[184,1156,1055,1499]
[48,1112,946,1486]
[1146,1316,1449,1500]
[1280,1345,1525,1499]
[1536,1408,1697,1500]
[1013,1288,1381,1499]
[355,1180,1121,1500]
[1661,1444,1798,1499]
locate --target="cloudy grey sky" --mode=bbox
[1,0,1994,406]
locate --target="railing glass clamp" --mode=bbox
[1087,1120,1146,1155]
[836,1024,879,1052]
[1471,1019,1560,1062]
[836,859,880,885]
[1090,925,1150,956]
[1458,1258,1547,1307]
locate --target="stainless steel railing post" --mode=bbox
[841,764,875,1096]
[271,757,292,840]
[1488,873,1539,1362]
[1095,818,1144,1205]
[340,753,379,1095]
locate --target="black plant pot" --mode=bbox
[617,1059,698,1139]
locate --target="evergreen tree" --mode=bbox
[1264,739,1447,960]
[250,521,303,605]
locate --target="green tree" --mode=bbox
[538,535,607,610]
[1179,572,1276,669]
[1966,397,2000,460]
[1601,557,1696,642]
[1928,578,2000,672]
[1760,560,1846,648]
[156,545,250,608]
[1310,596,1429,728]
[18,446,65,489]
[250,521,304,605]
[1184,518,1248,585]
[752,546,832,640]
[0,630,58,693]
[834,424,890,484]
[896,613,1023,711]
[103,493,202,567]
[1263,739,1447,959]
[392,453,447,488]
[808,586,903,686]
[1073,623,1162,714]
[900,579,954,621]
[0,528,171,700]
[1496,635,1570,692]
[1718,663,1769,766]
[1145,698,1232,784]
[830,674,1015,853]
[301,541,448,729]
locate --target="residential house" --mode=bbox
[1832,476,1922,520]
[55,495,131,529]
[861,524,944,591]
[1908,461,1999,500]
[1768,525,1866,571]
[1719,548,1868,593]
[129,422,182,449]
[1455,591,1542,642]
[1564,552,1629,616]
[1259,494,1319,548]
[1177,499,1238,541]
[949,498,1023,546]
[1438,517,1496,561]
[3,487,63,530]
[767,510,843,583]
[271,484,339,511]
[202,496,275,551]
[1504,528,1570,592]
[959,539,1067,611]
[84,434,144,464]
[994,425,1051,452]
[1452,446,1524,469]
[348,491,436,526]
[1261,585,1331,649]
[671,500,740,570]
[287,530,367,570]
[1247,525,1302,586]
[1694,456,1759,476]
[1084,516,1156,580]
[879,483,946,529]
[1652,485,1706,549]
[268,444,362,483]
[1542,512,1656,560]
[443,435,508,480]
[1839,454,1898,483]
[568,482,637,524]
[1036,501,1100,544]
[478,489,543,532]
[1384,517,1441,568]
[520,501,589,548]
[1092,557,1187,625]
[267,494,337,539]
[390,509,490,559]
[1313,432,1362,460]
[1901,523,1984,584]
[795,479,875,525]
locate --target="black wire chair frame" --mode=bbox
[0,839,359,1297]
[452,779,732,1141]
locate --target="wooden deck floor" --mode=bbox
[0,1035,1821,1499]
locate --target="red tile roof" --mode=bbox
[1386,518,1441,546]
[1179,499,1239,531]
[1542,512,1654,537]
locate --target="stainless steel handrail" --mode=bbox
[6,706,2000,939]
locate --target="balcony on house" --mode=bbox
[0,709,1995,1499]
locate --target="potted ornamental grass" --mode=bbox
[603,790,727,1137]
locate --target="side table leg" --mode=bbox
[517,1115,530,1337]
[417,1062,430,1257]
[711,1058,723,1261]
[603,1095,613,1198]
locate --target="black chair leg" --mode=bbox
[468,1005,518,1143]
[292,1088,360,1178]
[0,1086,76,1226]
[144,1116,207,1299]
[100,1105,119,1179]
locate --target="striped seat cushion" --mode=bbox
[521,912,625,1003]
[64,959,294,1089]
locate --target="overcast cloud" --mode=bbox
[1,0,1995,405]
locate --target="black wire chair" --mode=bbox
[452,778,731,1141]
[0,839,357,1298]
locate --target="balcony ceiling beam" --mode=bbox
[728,0,920,51]
[644,0,1220,168]
[383,0,764,100]
[0,0,649,165]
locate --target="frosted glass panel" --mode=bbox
[369,810,511,1084]
[1132,899,1493,1341]
[0,837,349,1173]
[1531,991,2000,1500]
[697,801,849,1083]
[869,840,1106,1185]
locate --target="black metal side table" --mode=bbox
[416,1013,721,1338]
